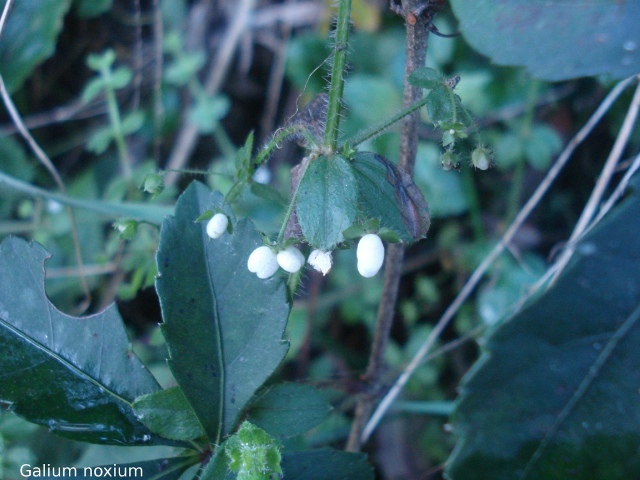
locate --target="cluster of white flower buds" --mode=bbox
[206,213,385,280]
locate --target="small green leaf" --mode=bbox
[426,85,454,124]
[164,51,206,86]
[235,131,255,173]
[226,421,282,480]
[249,182,287,207]
[87,49,116,71]
[133,387,206,442]
[189,95,231,134]
[81,77,106,103]
[121,111,145,135]
[296,155,358,250]
[408,67,443,90]
[0,237,164,445]
[351,152,430,241]
[524,124,563,171]
[113,218,138,240]
[87,125,114,154]
[111,66,133,90]
[246,384,332,438]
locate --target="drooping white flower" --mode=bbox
[248,246,279,279]
[308,249,333,276]
[276,246,305,273]
[357,234,384,278]
[206,213,229,239]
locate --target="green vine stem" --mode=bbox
[341,96,429,150]
[323,0,352,151]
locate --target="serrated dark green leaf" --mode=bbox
[408,67,442,90]
[351,152,430,242]
[296,156,358,250]
[246,384,332,439]
[450,0,640,81]
[447,176,640,479]
[156,182,290,443]
[0,0,72,92]
[133,387,206,442]
[0,237,164,445]
[426,85,453,125]
[38,457,194,479]
[281,449,374,480]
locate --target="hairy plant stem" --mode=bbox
[346,0,432,452]
[323,0,352,151]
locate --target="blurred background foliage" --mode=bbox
[0,0,636,478]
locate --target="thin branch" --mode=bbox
[346,0,432,452]
[359,74,638,444]
[550,76,640,281]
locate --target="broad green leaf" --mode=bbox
[281,450,374,480]
[245,384,332,439]
[38,457,194,479]
[351,152,430,241]
[133,387,206,441]
[0,237,163,445]
[296,156,358,250]
[73,0,113,18]
[447,175,640,479]
[156,182,290,443]
[0,0,72,92]
[450,0,640,81]
[426,85,453,125]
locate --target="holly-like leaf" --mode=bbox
[450,0,640,81]
[245,383,332,439]
[351,152,430,242]
[0,237,163,445]
[156,182,290,443]
[0,0,72,92]
[447,175,640,479]
[296,155,358,250]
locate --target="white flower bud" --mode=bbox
[357,234,384,278]
[206,213,229,239]
[248,246,279,279]
[308,250,333,275]
[276,246,305,273]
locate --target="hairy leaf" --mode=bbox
[0,237,163,445]
[447,176,640,479]
[450,0,640,81]
[156,182,290,443]
[296,155,358,250]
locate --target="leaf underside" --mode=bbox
[0,237,162,445]
[156,182,290,443]
[449,0,640,81]
[447,176,640,479]
[351,152,430,242]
